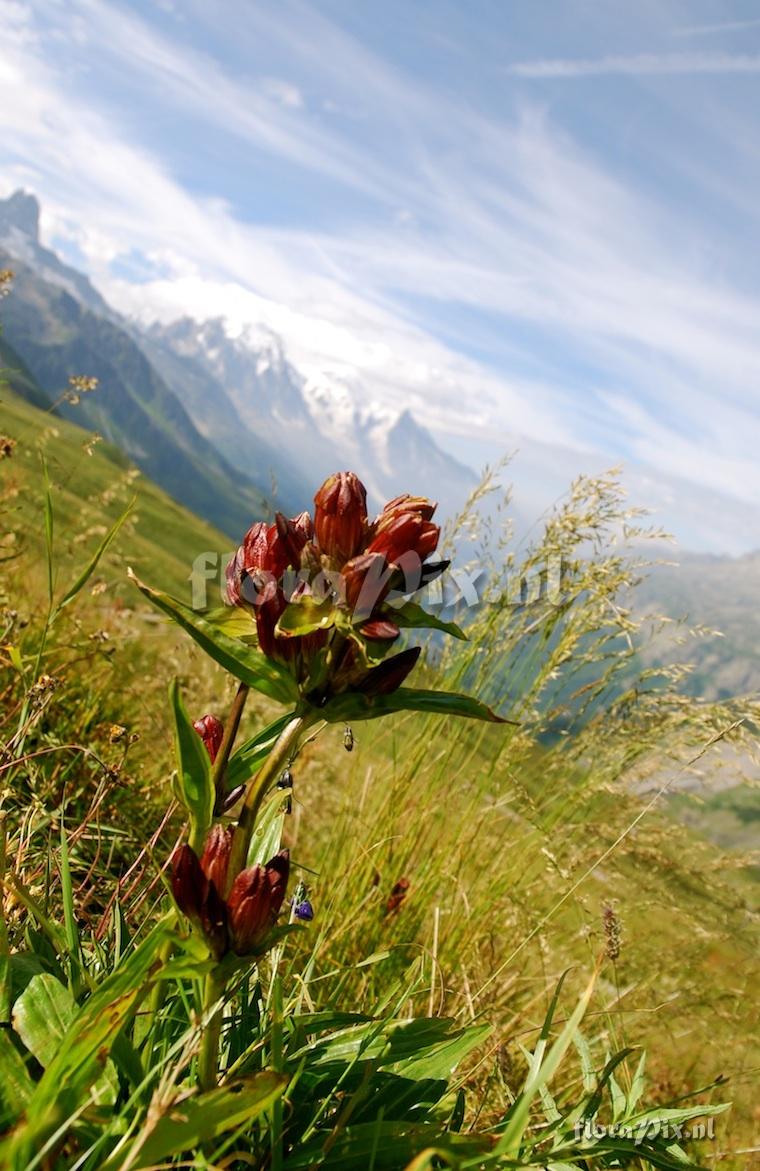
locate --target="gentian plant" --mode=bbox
[130,471,505,1091]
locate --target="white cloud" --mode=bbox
[507,51,760,78]
[673,18,760,38]
[260,77,304,109]
[3,0,760,540]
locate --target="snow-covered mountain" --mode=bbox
[142,315,477,518]
[0,187,477,524]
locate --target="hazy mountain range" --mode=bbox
[0,190,475,535]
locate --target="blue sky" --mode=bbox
[2,0,760,550]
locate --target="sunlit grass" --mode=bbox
[1,378,758,1168]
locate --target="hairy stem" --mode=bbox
[225,713,310,892]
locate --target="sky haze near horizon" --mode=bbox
[2,0,760,552]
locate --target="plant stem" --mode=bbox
[212,681,250,812]
[198,969,223,1091]
[270,970,284,1171]
[225,713,311,892]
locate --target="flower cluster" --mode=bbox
[225,472,446,699]
[171,826,289,959]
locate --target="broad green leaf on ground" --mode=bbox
[2,919,171,1167]
[322,687,512,724]
[12,973,118,1105]
[12,972,76,1069]
[128,571,298,704]
[170,678,214,848]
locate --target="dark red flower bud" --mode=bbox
[227,849,290,955]
[171,844,205,924]
[291,510,314,543]
[193,714,224,763]
[341,552,393,620]
[200,824,232,894]
[251,575,288,658]
[366,513,439,567]
[381,494,437,523]
[359,646,421,696]
[226,520,293,608]
[361,618,400,642]
[243,521,284,575]
[314,472,368,565]
[275,511,312,569]
[225,544,247,606]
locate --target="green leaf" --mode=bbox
[389,600,467,640]
[284,1122,488,1170]
[12,973,75,1069]
[170,678,214,849]
[275,596,337,637]
[627,1050,647,1114]
[246,790,287,869]
[226,713,295,792]
[387,1022,491,1081]
[42,455,54,605]
[12,975,122,1108]
[5,919,171,1164]
[292,1016,489,1081]
[322,687,512,725]
[627,1102,731,1128]
[0,1031,34,1129]
[495,966,598,1157]
[572,1029,596,1095]
[128,571,298,705]
[54,502,132,614]
[103,1072,286,1171]
[7,644,23,674]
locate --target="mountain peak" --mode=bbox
[0,190,40,242]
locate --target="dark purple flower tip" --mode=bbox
[199,824,233,894]
[193,714,224,763]
[220,783,246,813]
[170,844,205,923]
[293,899,314,922]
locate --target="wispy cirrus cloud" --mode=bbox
[507,50,760,78]
[673,17,760,37]
[3,0,760,551]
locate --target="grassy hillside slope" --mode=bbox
[1,375,758,1166]
[1,372,230,600]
